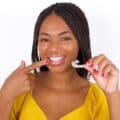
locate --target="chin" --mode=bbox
[47,63,73,73]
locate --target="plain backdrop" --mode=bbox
[0,0,120,87]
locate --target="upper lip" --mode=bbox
[48,55,65,57]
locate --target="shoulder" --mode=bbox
[85,83,110,111]
[12,72,45,108]
[87,83,110,119]
[88,83,108,103]
[89,83,106,97]
[12,91,31,113]
[11,73,36,113]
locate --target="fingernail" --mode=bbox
[101,72,104,77]
[21,60,25,65]
[45,59,49,64]
[86,61,91,65]
[94,69,100,75]
[86,61,94,67]
[89,63,94,68]
[101,73,106,78]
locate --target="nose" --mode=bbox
[48,40,60,53]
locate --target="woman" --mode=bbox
[0,2,120,120]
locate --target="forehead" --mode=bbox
[39,14,72,35]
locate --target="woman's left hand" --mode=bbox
[86,54,119,93]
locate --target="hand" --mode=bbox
[86,54,119,93]
[0,59,47,101]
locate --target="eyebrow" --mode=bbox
[58,31,71,36]
[39,31,71,36]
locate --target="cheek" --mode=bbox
[38,44,48,58]
[63,43,79,59]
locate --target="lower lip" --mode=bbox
[49,58,65,66]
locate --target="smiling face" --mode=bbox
[38,14,79,73]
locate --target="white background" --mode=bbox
[0,0,120,87]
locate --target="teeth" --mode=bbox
[49,57,64,61]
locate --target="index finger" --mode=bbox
[24,60,47,73]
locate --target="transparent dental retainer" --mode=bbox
[71,60,86,69]
[72,60,93,81]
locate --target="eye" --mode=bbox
[61,37,71,41]
[39,38,49,42]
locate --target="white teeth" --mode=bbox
[49,57,64,61]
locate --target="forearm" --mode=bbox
[0,89,14,120]
[105,91,120,120]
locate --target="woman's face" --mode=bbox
[38,14,79,72]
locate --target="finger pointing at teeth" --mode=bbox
[24,59,48,73]
[0,59,49,101]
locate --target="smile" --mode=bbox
[48,56,65,65]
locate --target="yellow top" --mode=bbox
[10,83,110,120]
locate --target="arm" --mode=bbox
[105,91,120,120]
[86,54,120,120]
[0,88,14,120]
[0,60,47,120]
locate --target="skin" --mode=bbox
[0,60,47,120]
[86,54,120,120]
[0,13,119,120]
[33,14,90,119]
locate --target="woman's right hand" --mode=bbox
[0,60,47,102]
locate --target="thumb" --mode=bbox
[19,60,26,69]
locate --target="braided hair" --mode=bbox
[32,2,91,80]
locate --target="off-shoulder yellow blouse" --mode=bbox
[10,83,110,120]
